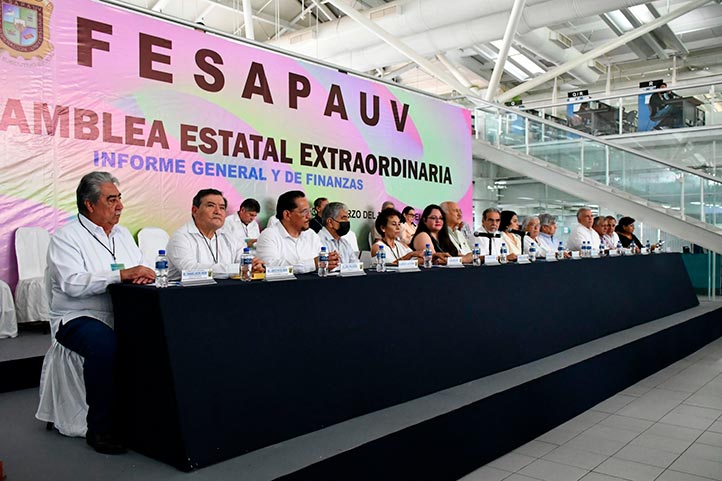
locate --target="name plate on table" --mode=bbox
[571,251,581,260]
[181,269,216,287]
[591,250,600,258]
[397,259,419,272]
[623,248,635,256]
[484,255,500,266]
[446,257,464,268]
[516,254,530,264]
[609,249,619,257]
[265,266,296,282]
[339,262,366,277]
[545,253,557,262]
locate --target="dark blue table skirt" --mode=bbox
[109,253,698,470]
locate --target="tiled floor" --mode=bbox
[460,337,722,481]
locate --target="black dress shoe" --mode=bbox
[86,430,127,455]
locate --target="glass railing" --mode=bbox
[516,79,722,136]
[474,106,722,229]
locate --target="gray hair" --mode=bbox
[76,171,119,215]
[322,202,348,225]
[538,213,557,226]
[593,216,604,227]
[482,207,501,220]
[522,216,540,230]
[576,207,592,219]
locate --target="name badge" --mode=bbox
[398,259,419,271]
[110,263,125,271]
[545,253,557,262]
[265,266,296,281]
[484,255,500,266]
[571,251,581,259]
[446,256,463,267]
[339,262,365,277]
[181,269,216,286]
[516,254,530,264]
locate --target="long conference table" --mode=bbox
[109,253,699,471]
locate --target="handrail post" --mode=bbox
[580,140,585,181]
[618,97,623,135]
[680,173,685,217]
[700,180,705,223]
[524,117,530,155]
[496,111,502,148]
[605,145,610,185]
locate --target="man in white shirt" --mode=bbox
[45,172,155,454]
[441,201,473,262]
[256,190,339,273]
[537,213,559,254]
[603,215,621,249]
[166,189,263,280]
[318,202,358,264]
[567,207,601,252]
[224,198,261,248]
[476,208,504,258]
[593,216,607,250]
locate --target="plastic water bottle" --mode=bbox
[656,240,664,253]
[616,241,622,254]
[645,240,651,253]
[499,242,508,264]
[581,241,588,258]
[557,241,565,260]
[473,242,482,266]
[318,246,329,277]
[528,242,536,262]
[155,249,169,288]
[376,245,387,272]
[599,243,605,257]
[240,247,253,282]
[423,243,433,268]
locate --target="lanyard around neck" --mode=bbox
[201,233,219,264]
[78,214,116,262]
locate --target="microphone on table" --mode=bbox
[473,231,501,238]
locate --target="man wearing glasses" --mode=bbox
[476,208,504,257]
[318,202,358,264]
[166,189,264,280]
[256,190,340,273]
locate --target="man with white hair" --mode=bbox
[567,207,601,252]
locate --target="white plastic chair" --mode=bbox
[36,269,87,437]
[0,280,18,338]
[137,227,170,267]
[360,251,373,269]
[14,226,50,323]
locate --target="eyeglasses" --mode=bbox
[427,216,443,221]
[291,208,311,216]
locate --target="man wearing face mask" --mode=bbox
[318,202,358,264]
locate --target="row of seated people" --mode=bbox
[40,171,650,456]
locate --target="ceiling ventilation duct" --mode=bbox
[289,0,649,74]
[516,27,601,84]
[549,31,572,49]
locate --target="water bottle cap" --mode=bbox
[321,246,327,251]
[243,247,250,253]
[426,244,431,248]
[379,245,384,249]
[475,242,479,247]
[159,249,166,255]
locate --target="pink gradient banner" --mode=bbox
[0,0,471,287]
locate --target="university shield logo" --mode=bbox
[0,0,52,59]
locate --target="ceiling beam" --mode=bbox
[205,0,296,31]
[620,8,669,59]
[599,13,653,60]
[485,0,526,101]
[497,0,713,103]
[647,4,689,56]
[323,0,481,100]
